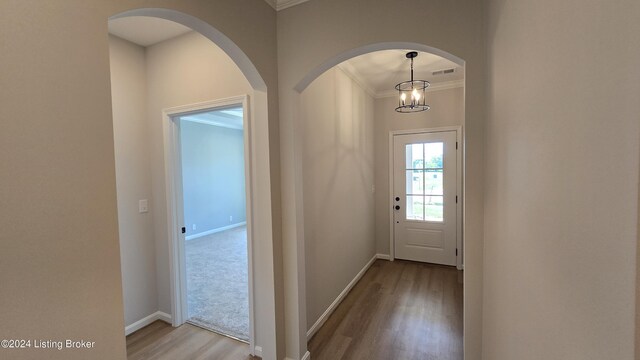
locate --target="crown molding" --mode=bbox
[336,63,464,99]
[375,80,465,98]
[277,0,310,11]
[264,0,310,11]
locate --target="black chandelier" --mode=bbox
[395,51,430,113]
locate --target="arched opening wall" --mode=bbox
[296,45,466,359]
[277,1,486,359]
[0,2,280,360]
[108,6,281,360]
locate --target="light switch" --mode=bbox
[139,199,148,213]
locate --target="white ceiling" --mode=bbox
[108,16,192,47]
[180,107,244,130]
[338,50,464,97]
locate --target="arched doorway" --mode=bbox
[108,8,275,358]
[283,42,467,360]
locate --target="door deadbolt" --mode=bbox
[395,197,400,201]
[395,205,400,210]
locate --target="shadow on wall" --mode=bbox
[300,66,376,327]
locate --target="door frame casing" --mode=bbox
[162,95,256,353]
[389,126,463,270]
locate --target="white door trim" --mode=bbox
[388,126,463,270]
[162,95,256,353]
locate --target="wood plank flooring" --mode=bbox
[126,320,255,360]
[308,259,463,360]
[126,259,462,360]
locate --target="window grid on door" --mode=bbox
[405,142,444,222]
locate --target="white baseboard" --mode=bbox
[306,254,378,340]
[284,351,310,360]
[376,253,390,260]
[253,345,262,357]
[185,221,246,241]
[125,311,172,336]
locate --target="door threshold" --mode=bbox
[393,258,458,269]
[185,320,249,344]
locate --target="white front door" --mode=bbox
[393,131,458,265]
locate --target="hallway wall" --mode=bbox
[109,35,159,329]
[1,1,276,359]
[277,1,486,357]
[300,67,376,331]
[483,0,640,358]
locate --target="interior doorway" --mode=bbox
[179,105,249,341]
[165,97,254,345]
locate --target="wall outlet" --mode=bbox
[192,224,196,231]
[229,215,233,222]
[138,199,148,213]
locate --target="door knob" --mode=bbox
[395,197,400,201]
[395,205,400,210]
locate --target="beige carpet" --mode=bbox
[185,226,249,341]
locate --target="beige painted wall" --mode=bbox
[484,0,640,359]
[637,155,640,360]
[277,1,485,357]
[0,1,280,359]
[0,2,127,359]
[374,87,464,256]
[109,35,158,328]
[300,67,376,331]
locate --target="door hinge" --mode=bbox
[456,195,458,203]
[456,141,458,150]
[456,248,458,256]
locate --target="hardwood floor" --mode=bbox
[126,320,255,360]
[308,259,463,360]
[126,259,462,360]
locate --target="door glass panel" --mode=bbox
[425,195,443,221]
[424,142,443,168]
[405,143,424,169]
[404,141,445,222]
[406,195,424,220]
[424,169,443,195]
[406,170,424,195]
